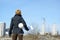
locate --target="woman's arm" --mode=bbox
[22,17,29,31]
[9,18,13,36]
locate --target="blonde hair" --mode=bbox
[15,9,21,15]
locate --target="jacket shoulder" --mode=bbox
[11,17,14,20]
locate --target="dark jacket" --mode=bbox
[9,14,29,36]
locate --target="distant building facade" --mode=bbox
[0,22,6,37]
[51,24,58,36]
[40,18,46,35]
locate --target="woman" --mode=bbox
[9,9,29,40]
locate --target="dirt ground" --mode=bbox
[0,34,60,40]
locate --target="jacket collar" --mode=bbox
[15,14,22,17]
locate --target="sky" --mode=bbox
[0,0,60,33]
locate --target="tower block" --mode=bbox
[40,18,46,35]
[51,24,58,36]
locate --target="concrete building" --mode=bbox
[40,18,46,35]
[51,24,58,36]
[0,22,6,37]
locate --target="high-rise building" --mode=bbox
[0,22,6,37]
[40,18,46,35]
[51,24,58,36]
